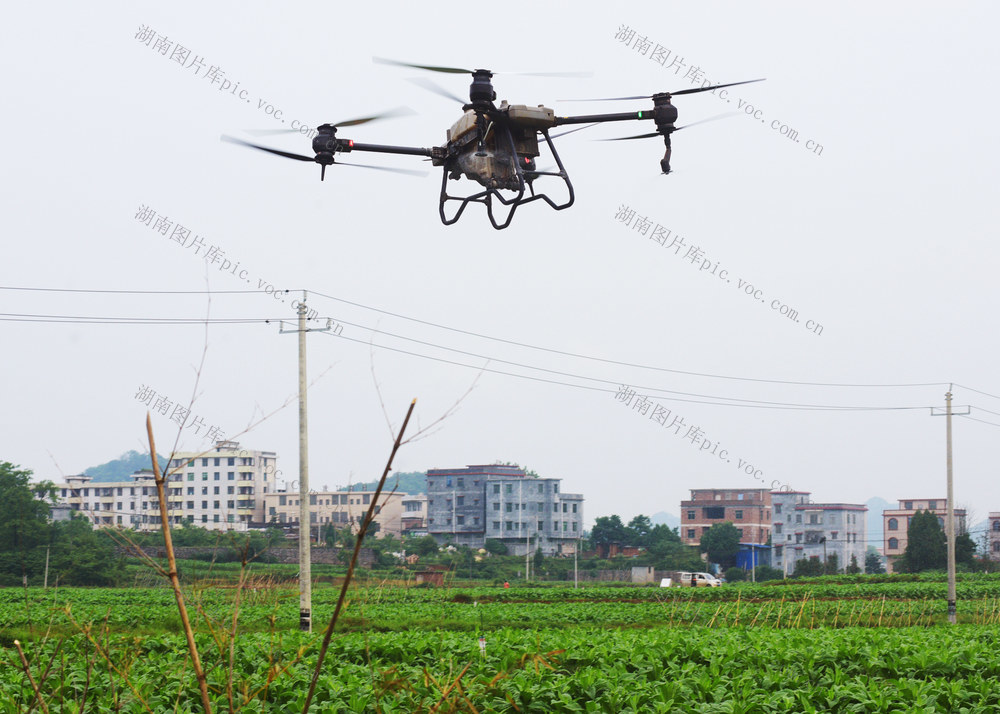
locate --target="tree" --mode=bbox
[724,566,747,582]
[792,556,825,578]
[408,535,439,557]
[753,565,785,582]
[0,462,54,583]
[625,515,653,546]
[956,532,976,567]
[823,552,840,575]
[699,522,740,569]
[591,515,627,548]
[899,510,947,572]
[865,550,886,574]
[846,553,862,574]
[484,539,508,556]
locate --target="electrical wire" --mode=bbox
[0,284,952,390]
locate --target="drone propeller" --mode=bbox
[599,112,738,141]
[221,135,315,160]
[406,77,466,105]
[374,57,590,78]
[220,135,426,179]
[245,107,415,137]
[560,79,765,102]
[547,122,600,140]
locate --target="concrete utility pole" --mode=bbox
[279,292,331,632]
[931,389,968,625]
[945,391,957,624]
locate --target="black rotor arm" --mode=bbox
[552,110,655,127]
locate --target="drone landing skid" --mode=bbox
[438,131,575,230]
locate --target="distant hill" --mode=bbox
[84,450,166,482]
[338,471,426,495]
[866,497,892,546]
[650,511,681,531]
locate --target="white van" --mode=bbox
[673,571,721,587]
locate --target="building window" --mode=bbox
[888,537,899,550]
[687,510,696,520]
[735,510,743,520]
[457,515,464,525]
[457,478,464,487]
[202,458,208,467]
[506,503,513,512]
[904,501,913,510]
[505,521,513,531]
[188,474,194,481]
[737,529,744,538]
[775,524,782,534]
[888,518,898,530]
[775,504,782,514]
[493,484,500,494]
[457,496,464,506]
[446,477,452,487]
[992,521,1000,532]
[228,457,235,466]
[506,484,512,494]
[493,521,500,531]
[993,542,1000,553]
[687,529,695,539]
[572,504,578,514]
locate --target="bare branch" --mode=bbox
[302,399,417,712]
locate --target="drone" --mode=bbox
[222,59,764,230]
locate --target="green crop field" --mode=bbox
[3,576,1000,712]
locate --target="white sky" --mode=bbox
[3,1,999,531]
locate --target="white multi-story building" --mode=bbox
[54,441,278,531]
[770,490,812,576]
[789,503,868,573]
[56,470,164,529]
[989,512,1000,562]
[263,488,409,537]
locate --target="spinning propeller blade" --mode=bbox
[375,57,590,79]
[560,79,765,102]
[338,162,429,177]
[220,135,314,161]
[599,112,738,141]
[245,107,414,136]
[406,77,466,105]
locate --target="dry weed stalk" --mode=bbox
[146,414,213,713]
[302,398,416,712]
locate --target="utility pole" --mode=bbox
[932,389,968,624]
[945,390,957,624]
[574,539,578,589]
[279,293,331,632]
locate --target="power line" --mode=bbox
[0,286,268,295]
[954,383,1000,403]
[327,318,939,411]
[4,284,991,395]
[0,308,959,412]
[303,289,950,390]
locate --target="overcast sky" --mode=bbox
[3,2,999,534]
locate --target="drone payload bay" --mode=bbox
[222,58,763,230]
